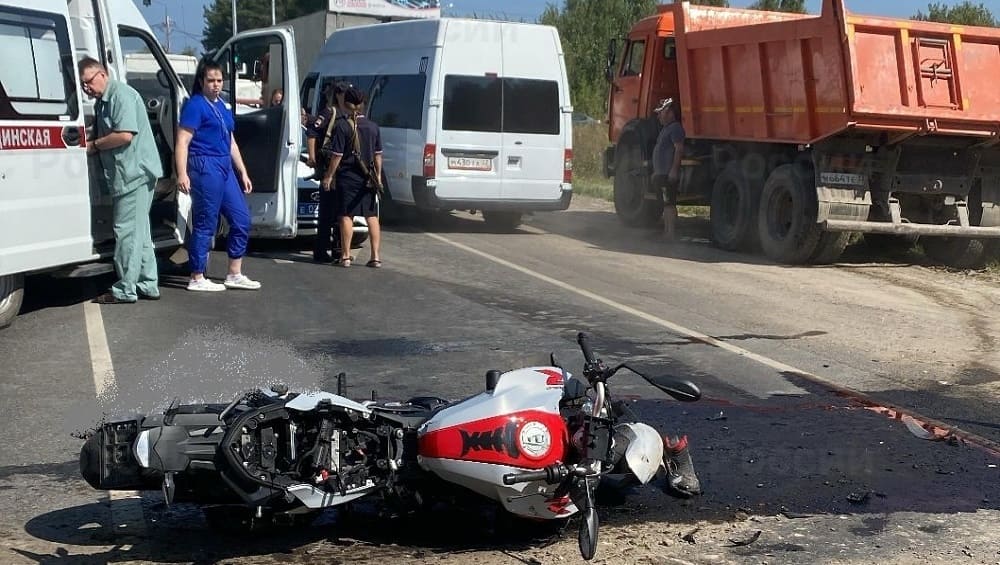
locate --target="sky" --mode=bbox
[133,0,1000,55]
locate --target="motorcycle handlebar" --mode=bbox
[502,470,550,485]
[577,332,597,365]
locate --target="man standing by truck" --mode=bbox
[651,98,685,240]
[79,57,163,304]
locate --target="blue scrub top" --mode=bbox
[179,93,234,158]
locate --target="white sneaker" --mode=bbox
[224,274,261,290]
[187,278,226,292]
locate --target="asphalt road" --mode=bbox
[1,197,998,564]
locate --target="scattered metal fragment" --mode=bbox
[846,491,871,505]
[707,411,727,421]
[727,530,762,547]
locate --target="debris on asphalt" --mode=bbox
[681,527,700,544]
[780,506,812,519]
[707,411,727,421]
[846,491,871,505]
[727,530,762,547]
[903,417,939,441]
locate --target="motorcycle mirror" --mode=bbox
[646,376,702,402]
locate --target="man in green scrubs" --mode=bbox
[79,57,164,304]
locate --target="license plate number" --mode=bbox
[448,156,492,171]
[298,203,319,216]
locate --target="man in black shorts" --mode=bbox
[651,98,685,240]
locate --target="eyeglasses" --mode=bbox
[80,71,103,87]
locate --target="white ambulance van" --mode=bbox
[304,18,574,231]
[0,0,302,329]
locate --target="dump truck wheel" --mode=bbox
[0,273,24,330]
[613,138,662,228]
[922,189,1000,269]
[809,232,851,264]
[921,238,992,269]
[758,165,822,264]
[710,162,760,251]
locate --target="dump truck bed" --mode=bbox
[672,0,1000,144]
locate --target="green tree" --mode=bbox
[746,0,807,13]
[692,0,730,6]
[539,0,657,118]
[912,2,996,26]
[201,0,326,52]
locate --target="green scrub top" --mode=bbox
[94,79,164,196]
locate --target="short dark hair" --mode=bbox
[77,56,103,75]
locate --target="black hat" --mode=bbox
[344,86,365,106]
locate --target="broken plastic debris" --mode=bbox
[902,416,942,441]
[846,491,871,505]
[681,527,700,544]
[707,411,727,421]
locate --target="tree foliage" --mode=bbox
[746,0,807,13]
[202,0,326,52]
[912,2,996,26]
[539,0,657,118]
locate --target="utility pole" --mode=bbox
[163,5,173,52]
[231,0,237,36]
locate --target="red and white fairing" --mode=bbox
[417,367,578,519]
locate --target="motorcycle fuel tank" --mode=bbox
[416,367,576,519]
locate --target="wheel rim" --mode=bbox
[718,180,741,236]
[767,184,795,241]
[616,145,645,214]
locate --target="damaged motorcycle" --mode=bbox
[80,332,701,560]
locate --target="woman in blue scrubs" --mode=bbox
[174,60,261,292]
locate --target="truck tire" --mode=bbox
[613,138,662,228]
[482,210,522,232]
[710,162,760,251]
[0,273,25,330]
[921,237,997,270]
[757,165,822,264]
[809,232,851,264]
[921,189,1000,269]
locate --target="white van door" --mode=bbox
[435,20,504,203]
[86,0,191,245]
[0,2,91,279]
[499,27,567,202]
[212,29,300,238]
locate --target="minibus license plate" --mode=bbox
[448,157,492,171]
[298,203,319,216]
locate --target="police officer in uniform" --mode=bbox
[321,86,383,268]
[307,81,350,262]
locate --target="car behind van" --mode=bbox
[304,18,574,230]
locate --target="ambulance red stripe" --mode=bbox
[0,126,70,150]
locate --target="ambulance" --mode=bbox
[0,0,302,329]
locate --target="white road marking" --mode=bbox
[426,232,1000,454]
[424,232,810,377]
[273,259,295,264]
[83,302,147,537]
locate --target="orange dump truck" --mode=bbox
[604,0,1000,266]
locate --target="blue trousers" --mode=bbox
[188,155,251,274]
